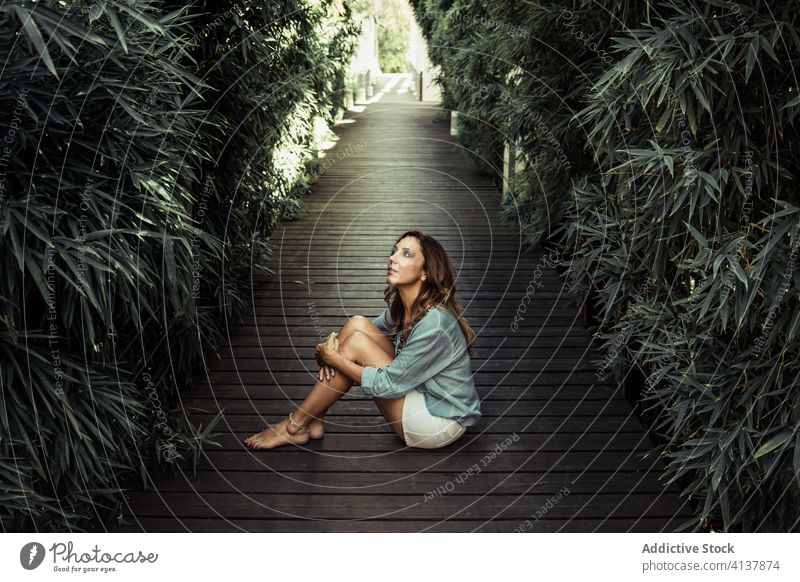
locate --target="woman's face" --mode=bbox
[387,236,425,286]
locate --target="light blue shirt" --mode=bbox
[360,306,482,428]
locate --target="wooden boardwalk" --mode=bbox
[111,73,695,532]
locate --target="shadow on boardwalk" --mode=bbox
[110,73,695,533]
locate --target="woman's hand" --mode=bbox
[314,332,340,367]
[317,364,336,382]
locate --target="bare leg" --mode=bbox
[299,315,378,436]
[335,314,392,349]
[300,315,394,421]
[244,317,397,449]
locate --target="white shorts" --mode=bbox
[402,389,467,449]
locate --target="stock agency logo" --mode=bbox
[20,542,46,570]
[19,540,158,573]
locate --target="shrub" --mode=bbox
[0,0,357,531]
[409,0,800,532]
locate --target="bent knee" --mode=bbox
[342,329,366,343]
[339,329,368,355]
[341,330,393,366]
[345,315,388,340]
[346,315,375,331]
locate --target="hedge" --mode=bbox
[410,0,800,532]
[0,0,357,531]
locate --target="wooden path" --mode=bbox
[111,73,695,532]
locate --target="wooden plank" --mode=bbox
[220,327,591,338]
[249,306,581,315]
[272,269,563,278]
[236,303,581,312]
[251,278,565,286]
[215,337,594,351]
[258,260,563,268]
[201,357,597,372]
[169,451,668,473]
[251,290,578,299]
[136,469,673,494]
[182,383,618,399]
[221,335,593,349]
[189,415,645,433]
[119,492,691,521]
[234,316,581,326]
[110,516,695,533]
[206,354,594,371]
[196,374,620,386]
[145,431,656,452]
[183,399,635,416]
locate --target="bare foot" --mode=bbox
[243,417,324,450]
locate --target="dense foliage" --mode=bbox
[0,0,357,531]
[410,0,800,532]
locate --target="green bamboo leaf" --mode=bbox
[698,282,716,319]
[115,96,147,125]
[685,97,697,135]
[730,259,748,288]
[691,81,712,115]
[13,5,58,78]
[759,35,779,62]
[23,252,51,304]
[684,222,708,247]
[62,405,86,441]
[711,457,725,491]
[754,218,795,263]
[106,7,128,54]
[656,106,672,132]
[783,93,800,110]
[164,234,177,293]
[662,153,674,177]
[754,430,793,459]
[114,3,165,35]
[32,4,109,46]
[745,37,758,83]
[713,253,727,276]
[793,435,800,485]
[720,490,731,528]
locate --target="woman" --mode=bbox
[244,230,482,450]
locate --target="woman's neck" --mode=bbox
[397,281,423,314]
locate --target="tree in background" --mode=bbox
[378,0,412,72]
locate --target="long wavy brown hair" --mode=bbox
[383,230,477,357]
